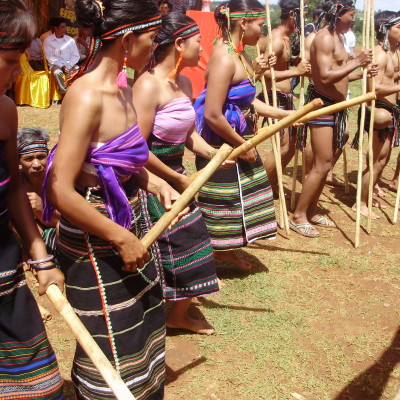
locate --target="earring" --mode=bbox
[117,51,128,88]
[167,50,183,80]
[236,31,245,53]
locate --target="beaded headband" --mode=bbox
[156,23,200,46]
[67,15,162,86]
[18,140,49,155]
[0,32,27,50]
[379,16,400,51]
[327,2,356,31]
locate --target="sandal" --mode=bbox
[310,214,336,228]
[289,221,320,238]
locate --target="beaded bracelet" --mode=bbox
[27,255,54,266]
[30,262,57,271]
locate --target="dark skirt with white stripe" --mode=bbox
[0,224,64,400]
[57,180,165,400]
[142,135,218,301]
[195,118,277,250]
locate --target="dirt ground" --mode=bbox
[19,101,400,400]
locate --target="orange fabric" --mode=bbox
[183,11,218,99]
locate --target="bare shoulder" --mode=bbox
[258,35,267,53]
[374,45,388,65]
[0,95,17,141]
[313,29,334,52]
[134,71,160,95]
[208,44,235,75]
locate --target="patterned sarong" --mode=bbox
[0,142,63,400]
[58,180,165,400]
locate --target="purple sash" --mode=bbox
[42,124,149,230]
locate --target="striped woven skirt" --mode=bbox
[142,135,218,301]
[57,181,165,400]
[0,223,63,400]
[195,118,277,250]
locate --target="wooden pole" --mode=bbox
[290,0,306,210]
[265,0,290,235]
[367,0,375,233]
[255,44,284,228]
[343,147,349,194]
[393,169,400,223]
[46,285,136,400]
[355,0,370,248]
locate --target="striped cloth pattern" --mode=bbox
[57,180,165,399]
[0,142,63,400]
[142,97,218,300]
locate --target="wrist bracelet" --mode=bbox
[30,262,57,271]
[27,255,54,265]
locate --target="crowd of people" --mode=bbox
[1,0,399,399]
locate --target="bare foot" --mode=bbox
[214,250,252,271]
[372,199,387,209]
[374,184,385,198]
[389,179,398,192]
[352,203,380,219]
[325,175,345,187]
[217,278,225,288]
[166,315,215,335]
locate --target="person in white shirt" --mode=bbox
[43,17,80,95]
[343,26,356,57]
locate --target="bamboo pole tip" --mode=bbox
[312,98,324,108]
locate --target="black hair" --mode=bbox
[323,0,355,24]
[158,0,173,10]
[375,10,398,39]
[153,12,196,63]
[75,0,159,39]
[279,0,300,19]
[0,0,35,51]
[214,0,265,33]
[51,17,69,27]
[17,127,50,148]
[313,7,323,19]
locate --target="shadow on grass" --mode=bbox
[165,356,207,385]
[249,241,330,256]
[333,327,400,400]
[198,296,274,313]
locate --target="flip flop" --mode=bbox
[289,221,320,238]
[310,214,336,228]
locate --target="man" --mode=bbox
[290,0,376,237]
[353,12,400,219]
[43,17,79,95]
[158,0,173,15]
[17,127,59,253]
[259,0,311,193]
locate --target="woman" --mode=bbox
[43,0,184,398]
[194,0,291,270]
[0,1,64,399]
[133,13,230,335]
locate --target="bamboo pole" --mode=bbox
[290,0,306,210]
[343,147,349,194]
[46,285,136,400]
[355,0,370,248]
[44,145,234,400]
[393,172,400,223]
[265,0,290,235]
[367,0,375,233]
[255,44,284,228]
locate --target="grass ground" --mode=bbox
[18,77,400,400]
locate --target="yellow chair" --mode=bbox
[14,52,51,109]
[43,53,65,102]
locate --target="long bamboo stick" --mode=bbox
[355,0,370,248]
[265,0,290,235]
[393,170,400,223]
[290,0,306,210]
[343,147,349,194]
[255,44,284,228]
[367,0,375,232]
[44,144,234,400]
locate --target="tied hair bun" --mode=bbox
[75,0,105,34]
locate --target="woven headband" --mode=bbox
[379,16,400,51]
[18,140,48,155]
[228,10,266,21]
[66,15,162,86]
[156,23,200,46]
[327,3,356,31]
[0,32,27,50]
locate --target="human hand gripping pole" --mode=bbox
[43,144,233,400]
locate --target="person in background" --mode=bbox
[74,26,92,65]
[159,0,173,15]
[43,16,80,95]
[27,33,44,70]
[343,24,356,57]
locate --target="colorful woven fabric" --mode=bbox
[195,79,256,145]
[142,97,218,300]
[57,180,165,400]
[0,142,63,400]
[194,80,277,250]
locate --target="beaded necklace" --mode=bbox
[224,40,256,86]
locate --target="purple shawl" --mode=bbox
[42,124,149,230]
